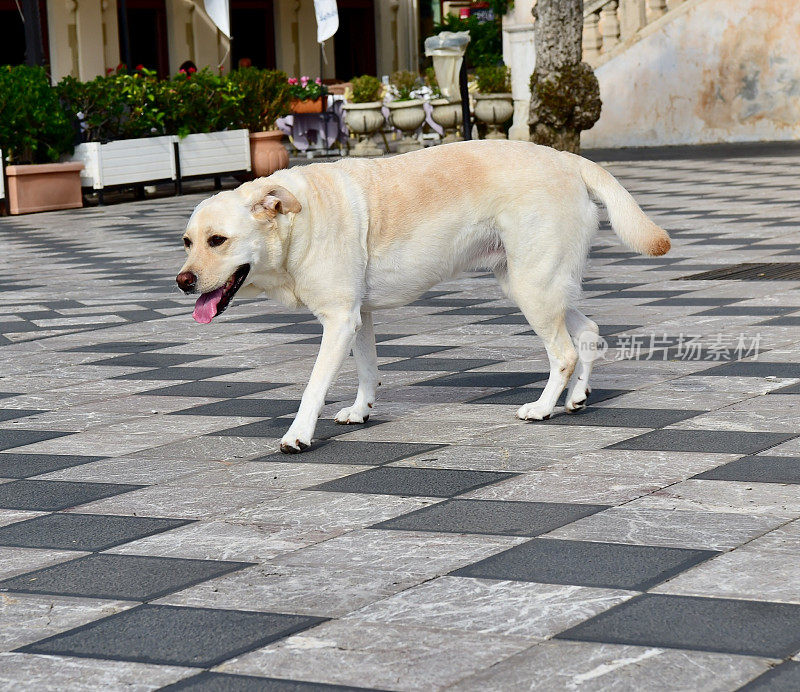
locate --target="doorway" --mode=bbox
[0,0,49,67]
[334,0,376,81]
[231,0,276,69]
[118,0,169,77]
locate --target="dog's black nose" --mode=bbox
[176,271,197,293]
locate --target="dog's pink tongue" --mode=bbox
[192,288,225,324]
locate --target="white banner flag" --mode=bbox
[314,0,338,43]
[204,0,231,38]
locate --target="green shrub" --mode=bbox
[0,65,74,164]
[228,67,292,131]
[164,68,244,136]
[350,75,383,103]
[433,15,502,69]
[476,65,511,94]
[390,70,421,101]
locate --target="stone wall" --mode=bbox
[582,0,800,147]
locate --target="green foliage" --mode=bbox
[57,66,291,141]
[227,68,291,131]
[488,0,513,17]
[350,74,383,103]
[476,65,511,94]
[0,65,74,164]
[433,15,502,69]
[390,70,421,101]
[424,67,441,98]
[287,76,326,101]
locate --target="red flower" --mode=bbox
[135,64,144,71]
[188,66,197,73]
[106,67,114,75]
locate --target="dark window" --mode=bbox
[0,0,49,67]
[118,0,169,77]
[231,0,276,69]
[334,0,376,81]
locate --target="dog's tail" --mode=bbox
[575,156,671,257]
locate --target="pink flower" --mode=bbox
[287,77,298,85]
[300,76,309,86]
[315,77,322,85]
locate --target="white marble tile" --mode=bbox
[0,547,86,580]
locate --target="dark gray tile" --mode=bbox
[0,554,251,600]
[0,430,71,452]
[375,345,454,358]
[19,604,324,668]
[697,306,798,316]
[0,480,144,511]
[541,407,705,428]
[412,372,548,388]
[597,290,686,299]
[759,316,800,327]
[64,342,182,353]
[0,409,45,422]
[140,381,289,398]
[469,388,629,406]
[693,456,800,484]
[254,441,446,466]
[409,298,484,307]
[645,297,739,306]
[170,399,301,418]
[0,453,105,478]
[210,418,386,440]
[771,382,800,394]
[379,358,501,372]
[451,539,717,590]
[112,367,244,381]
[556,593,800,658]
[371,500,609,536]
[162,672,379,691]
[90,353,211,368]
[695,362,800,378]
[231,313,314,324]
[310,467,516,498]
[740,661,800,691]
[267,323,323,335]
[607,429,796,454]
[438,307,519,316]
[479,314,530,326]
[0,513,192,551]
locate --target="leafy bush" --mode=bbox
[350,75,383,103]
[433,15,502,69]
[424,67,442,99]
[476,65,511,94]
[227,68,290,131]
[390,70,422,101]
[0,65,74,164]
[57,66,291,141]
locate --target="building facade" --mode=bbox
[1,0,422,83]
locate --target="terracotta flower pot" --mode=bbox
[474,94,514,140]
[291,96,327,114]
[343,101,385,157]
[4,161,84,215]
[387,99,426,153]
[249,130,289,178]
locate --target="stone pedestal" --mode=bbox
[502,1,537,141]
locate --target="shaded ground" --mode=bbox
[0,146,799,690]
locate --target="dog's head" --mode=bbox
[176,182,302,323]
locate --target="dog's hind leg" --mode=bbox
[336,310,379,425]
[564,308,600,413]
[280,311,361,453]
[514,296,578,421]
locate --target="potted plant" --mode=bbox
[0,66,83,214]
[229,67,292,177]
[59,67,179,191]
[386,71,426,153]
[288,76,327,114]
[426,66,462,144]
[343,75,385,157]
[473,65,513,139]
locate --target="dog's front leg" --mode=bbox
[335,310,378,425]
[280,312,360,453]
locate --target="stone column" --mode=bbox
[502,0,536,141]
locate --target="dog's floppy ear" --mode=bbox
[251,185,302,219]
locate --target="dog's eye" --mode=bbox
[208,235,228,248]
[183,237,191,249]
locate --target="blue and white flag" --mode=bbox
[314,0,338,43]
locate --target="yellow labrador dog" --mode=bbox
[176,141,669,453]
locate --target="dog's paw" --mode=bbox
[516,402,553,421]
[335,406,370,425]
[565,386,591,413]
[279,436,311,454]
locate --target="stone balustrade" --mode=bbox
[582,0,685,64]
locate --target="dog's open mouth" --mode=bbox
[192,264,250,324]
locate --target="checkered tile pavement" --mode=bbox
[1,147,800,690]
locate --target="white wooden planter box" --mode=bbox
[68,135,177,190]
[0,149,5,201]
[177,129,251,178]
